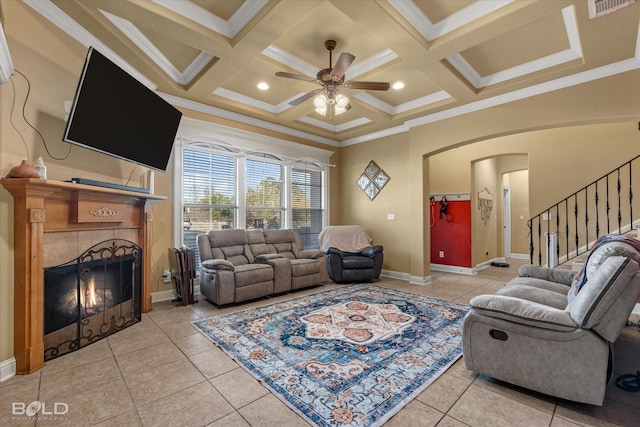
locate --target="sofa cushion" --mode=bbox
[247,229,270,258]
[264,230,300,258]
[291,258,320,277]
[505,276,570,295]
[233,263,273,287]
[220,245,250,266]
[496,284,568,309]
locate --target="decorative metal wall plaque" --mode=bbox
[357,161,390,200]
[478,187,493,224]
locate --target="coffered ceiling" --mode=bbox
[20,0,640,146]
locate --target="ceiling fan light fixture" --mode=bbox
[315,106,327,116]
[314,94,327,108]
[335,93,349,108]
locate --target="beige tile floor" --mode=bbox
[2,259,639,426]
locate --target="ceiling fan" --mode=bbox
[275,40,390,116]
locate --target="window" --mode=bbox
[176,137,328,270]
[292,164,324,250]
[245,154,284,229]
[181,145,237,267]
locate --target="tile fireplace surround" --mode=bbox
[1,178,165,374]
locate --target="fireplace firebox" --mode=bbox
[44,239,142,360]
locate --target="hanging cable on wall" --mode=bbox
[11,69,72,161]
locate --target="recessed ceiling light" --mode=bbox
[392,81,405,90]
[257,82,269,90]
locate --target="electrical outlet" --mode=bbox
[162,270,171,283]
[439,251,444,258]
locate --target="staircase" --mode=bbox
[528,155,640,266]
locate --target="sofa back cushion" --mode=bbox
[264,229,300,259]
[566,255,640,341]
[247,229,270,257]
[201,229,252,266]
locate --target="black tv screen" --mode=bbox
[63,47,182,172]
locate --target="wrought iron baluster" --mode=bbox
[574,194,579,254]
[556,204,560,264]
[538,218,542,265]
[595,181,600,239]
[606,176,610,234]
[618,169,622,232]
[630,160,633,234]
[585,186,589,247]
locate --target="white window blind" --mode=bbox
[292,165,324,249]
[182,147,237,267]
[245,154,284,229]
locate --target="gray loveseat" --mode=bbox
[462,235,640,405]
[197,229,328,305]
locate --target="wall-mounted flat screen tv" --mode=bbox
[63,47,182,172]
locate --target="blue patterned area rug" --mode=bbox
[192,285,468,427]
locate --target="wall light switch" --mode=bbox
[387,213,395,220]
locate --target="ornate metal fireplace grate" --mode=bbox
[43,239,142,361]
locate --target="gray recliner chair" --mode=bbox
[463,236,640,405]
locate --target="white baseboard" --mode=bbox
[151,286,201,304]
[0,357,16,382]
[430,263,475,275]
[380,269,411,282]
[508,253,529,260]
[408,275,433,285]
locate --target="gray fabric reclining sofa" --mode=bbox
[463,234,640,405]
[197,229,328,305]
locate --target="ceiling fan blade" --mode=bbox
[275,71,316,83]
[289,90,319,106]
[346,81,391,91]
[330,53,355,80]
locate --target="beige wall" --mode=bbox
[504,170,530,256]
[334,133,412,275]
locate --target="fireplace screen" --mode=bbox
[44,239,142,361]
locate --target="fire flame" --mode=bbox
[81,278,98,310]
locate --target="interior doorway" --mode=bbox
[503,186,511,258]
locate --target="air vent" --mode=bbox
[588,0,635,18]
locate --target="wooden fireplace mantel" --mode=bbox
[1,178,166,374]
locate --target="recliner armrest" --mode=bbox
[299,249,323,259]
[326,247,345,256]
[469,294,578,332]
[201,259,235,271]
[518,265,575,285]
[361,245,383,256]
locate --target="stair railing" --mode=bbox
[528,154,640,266]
